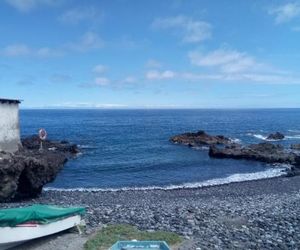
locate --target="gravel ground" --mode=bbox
[2,175,300,250]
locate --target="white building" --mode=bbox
[0,98,21,153]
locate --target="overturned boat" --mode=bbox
[0,204,85,250]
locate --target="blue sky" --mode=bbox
[1,0,300,108]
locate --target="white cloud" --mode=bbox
[94,77,110,86]
[152,15,212,43]
[269,2,300,24]
[0,32,104,58]
[1,43,63,57]
[36,47,63,57]
[59,6,101,24]
[121,76,137,84]
[92,64,108,74]
[181,72,300,84]
[185,48,300,84]
[5,0,59,12]
[48,102,128,109]
[68,32,105,52]
[188,49,268,74]
[146,70,176,80]
[2,44,31,56]
[146,59,162,68]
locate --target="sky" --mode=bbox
[1,0,300,108]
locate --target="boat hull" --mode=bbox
[0,215,81,250]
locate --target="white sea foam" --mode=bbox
[231,138,242,143]
[249,133,300,141]
[285,135,300,139]
[252,134,268,140]
[78,145,94,149]
[44,168,287,193]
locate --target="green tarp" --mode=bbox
[0,204,85,227]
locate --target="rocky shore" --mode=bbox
[1,176,300,249]
[171,130,300,176]
[0,136,79,201]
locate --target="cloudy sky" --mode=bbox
[1,0,300,108]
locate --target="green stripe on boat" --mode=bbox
[0,204,85,227]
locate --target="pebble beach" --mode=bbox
[2,175,300,249]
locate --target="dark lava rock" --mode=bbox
[266,132,285,140]
[209,142,299,166]
[0,136,79,202]
[22,135,80,155]
[170,130,233,147]
[291,144,300,150]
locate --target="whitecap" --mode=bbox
[230,138,242,143]
[44,168,287,192]
[285,135,300,139]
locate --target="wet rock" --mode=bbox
[170,130,233,147]
[209,142,299,167]
[266,132,285,140]
[291,144,300,150]
[0,136,79,201]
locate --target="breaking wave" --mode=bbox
[44,167,287,192]
[248,133,300,141]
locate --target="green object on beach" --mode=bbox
[84,224,181,250]
[0,204,85,227]
[110,241,170,250]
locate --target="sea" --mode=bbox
[20,109,300,191]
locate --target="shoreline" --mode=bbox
[43,167,288,192]
[2,175,300,249]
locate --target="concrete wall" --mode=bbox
[0,103,21,152]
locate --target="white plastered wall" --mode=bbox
[0,103,21,152]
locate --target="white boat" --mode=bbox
[0,205,85,250]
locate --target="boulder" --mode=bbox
[0,136,79,202]
[170,130,233,147]
[266,132,285,140]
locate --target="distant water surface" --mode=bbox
[20,109,300,190]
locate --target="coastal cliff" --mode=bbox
[0,136,79,201]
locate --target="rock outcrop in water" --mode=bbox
[0,136,79,201]
[291,144,300,150]
[171,130,300,175]
[266,132,285,140]
[170,130,233,147]
[209,143,300,166]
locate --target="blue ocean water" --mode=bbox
[20,109,300,190]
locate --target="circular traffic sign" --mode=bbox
[39,128,47,141]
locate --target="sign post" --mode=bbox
[38,128,47,151]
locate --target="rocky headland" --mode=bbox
[0,136,79,202]
[171,130,300,176]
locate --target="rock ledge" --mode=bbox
[0,136,79,201]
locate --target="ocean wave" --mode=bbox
[230,138,242,143]
[248,133,300,141]
[44,168,287,192]
[285,135,300,139]
[194,146,209,150]
[78,144,97,149]
[288,129,300,133]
